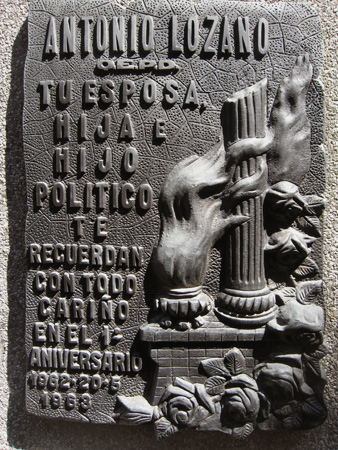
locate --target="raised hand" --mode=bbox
[268,54,313,186]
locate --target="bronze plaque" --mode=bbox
[24,0,327,438]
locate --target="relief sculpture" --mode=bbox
[152,115,271,330]
[24,0,327,440]
[120,54,327,438]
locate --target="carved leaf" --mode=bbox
[205,376,227,395]
[301,397,326,420]
[258,392,270,420]
[268,279,284,291]
[116,396,154,425]
[296,280,322,304]
[224,348,246,375]
[309,343,329,360]
[274,404,295,417]
[200,358,230,378]
[233,422,254,440]
[275,287,296,305]
[282,413,303,430]
[293,257,319,279]
[296,216,321,237]
[303,195,326,216]
[155,417,179,440]
[304,355,322,378]
[299,382,314,397]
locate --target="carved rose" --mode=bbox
[265,181,304,229]
[291,331,323,349]
[159,378,215,429]
[163,393,198,426]
[268,297,324,351]
[254,362,312,409]
[222,375,260,425]
[265,228,315,272]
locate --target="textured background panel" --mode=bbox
[1,0,338,448]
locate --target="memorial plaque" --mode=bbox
[24,0,327,438]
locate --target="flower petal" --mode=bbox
[186,406,210,428]
[160,385,194,403]
[173,377,195,394]
[168,396,194,410]
[225,374,258,391]
[195,383,216,413]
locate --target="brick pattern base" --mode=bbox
[141,314,277,404]
[149,346,259,404]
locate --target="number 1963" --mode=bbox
[40,391,92,410]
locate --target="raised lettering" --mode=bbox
[121,80,135,104]
[96,15,108,52]
[257,18,269,55]
[39,80,54,105]
[51,182,66,207]
[238,17,251,54]
[44,17,58,55]
[84,80,97,104]
[35,183,48,207]
[155,119,166,139]
[164,80,178,104]
[96,216,108,237]
[34,323,46,343]
[67,324,78,344]
[203,16,218,53]
[98,148,112,173]
[141,16,154,51]
[138,184,153,210]
[129,15,137,53]
[69,183,81,207]
[55,147,70,173]
[82,17,93,54]
[123,147,138,173]
[58,80,72,104]
[187,16,199,52]
[62,17,75,54]
[119,114,135,139]
[121,183,135,209]
[184,80,199,106]
[112,16,125,52]
[142,80,156,104]
[97,113,111,139]
[55,113,70,140]
[171,16,183,53]
[73,217,85,237]
[101,80,114,103]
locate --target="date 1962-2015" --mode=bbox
[28,371,121,410]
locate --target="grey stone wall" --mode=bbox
[0,0,337,448]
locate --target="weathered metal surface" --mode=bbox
[24,0,326,438]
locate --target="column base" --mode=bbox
[153,286,212,330]
[215,288,277,327]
